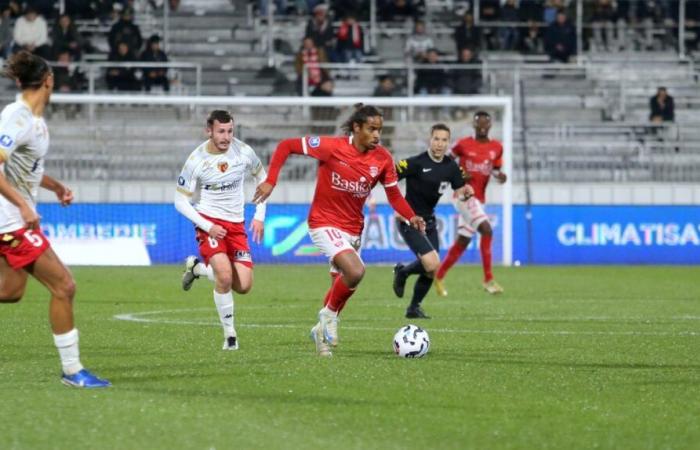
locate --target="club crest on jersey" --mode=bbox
[0,134,13,148]
[369,166,378,178]
[217,162,229,173]
[308,136,321,148]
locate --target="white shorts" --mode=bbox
[309,226,363,274]
[453,196,489,238]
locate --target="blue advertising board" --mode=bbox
[36,203,699,265]
[513,205,700,264]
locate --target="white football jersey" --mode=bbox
[0,99,49,233]
[177,138,265,223]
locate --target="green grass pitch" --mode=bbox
[1,264,698,450]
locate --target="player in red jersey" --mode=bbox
[253,104,425,357]
[434,111,507,296]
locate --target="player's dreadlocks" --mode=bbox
[341,103,383,135]
[3,51,51,90]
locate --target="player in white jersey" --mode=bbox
[0,51,109,388]
[175,110,267,351]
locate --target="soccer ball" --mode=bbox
[393,324,430,358]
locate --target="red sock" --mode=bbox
[436,240,468,280]
[323,272,340,307]
[326,276,356,314]
[480,234,493,282]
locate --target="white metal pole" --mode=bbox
[502,97,513,266]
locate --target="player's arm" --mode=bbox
[491,145,507,184]
[248,152,267,244]
[449,161,473,200]
[174,159,225,239]
[40,174,73,206]
[0,166,38,229]
[0,111,39,228]
[382,157,425,232]
[394,156,416,181]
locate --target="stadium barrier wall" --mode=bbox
[37,203,699,266]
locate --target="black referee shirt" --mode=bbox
[395,151,465,219]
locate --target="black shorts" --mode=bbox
[396,216,439,257]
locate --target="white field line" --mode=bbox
[113,309,700,337]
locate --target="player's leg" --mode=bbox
[308,227,363,354]
[393,218,439,298]
[208,253,239,350]
[435,198,479,296]
[406,225,441,319]
[477,220,503,294]
[27,247,110,388]
[0,256,28,303]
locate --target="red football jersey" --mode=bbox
[451,137,503,203]
[301,135,398,235]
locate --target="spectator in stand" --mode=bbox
[12,6,51,59]
[0,7,13,58]
[373,74,398,96]
[590,0,618,52]
[141,34,170,92]
[335,14,364,63]
[108,7,142,55]
[106,41,141,91]
[454,11,481,54]
[520,21,544,54]
[332,0,366,21]
[686,1,700,51]
[52,14,85,61]
[498,0,520,51]
[479,0,500,49]
[649,87,674,123]
[294,36,329,95]
[380,0,421,22]
[29,0,55,19]
[543,0,565,24]
[53,49,86,92]
[6,0,22,18]
[451,47,481,95]
[520,0,544,23]
[404,19,433,62]
[305,4,335,58]
[544,9,576,62]
[414,48,451,95]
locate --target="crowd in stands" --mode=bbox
[0,1,171,93]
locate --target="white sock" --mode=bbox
[213,290,235,337]
[194,263,215,282]
[53,328,83,375]
[320,306,337,317]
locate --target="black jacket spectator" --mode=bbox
[380,0,422,22]
[52,14,85,60]
[414,49,450,95]
[141,34,169,92]
[451,48,481,95]
[106,41,141,91]
[649,87,674,122]
[108,8,142,54]
[544,10,576,62]
[305,4,334,56]
[454,12,481,53]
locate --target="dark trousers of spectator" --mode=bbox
[144,74,170,92]
[107,75,141,91]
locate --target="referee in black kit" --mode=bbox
[393,123,473,318]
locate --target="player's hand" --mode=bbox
[409,215,426,233]
[253,182,274,204]
[460,185,475,201]
[20,205,40,230]
[56,186,73,206]
[208,224,227,240]
[460,168,472,181]
[249,219,264,244]
[493,171,507,184]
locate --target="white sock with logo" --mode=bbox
[194,263,215,281]
[53,328,84,375]
[213,290,235,337]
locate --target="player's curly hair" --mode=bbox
[341,103,383,135]
[3,51,51,90]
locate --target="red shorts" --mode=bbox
[0,227,51,270]
[196,215,253,267]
